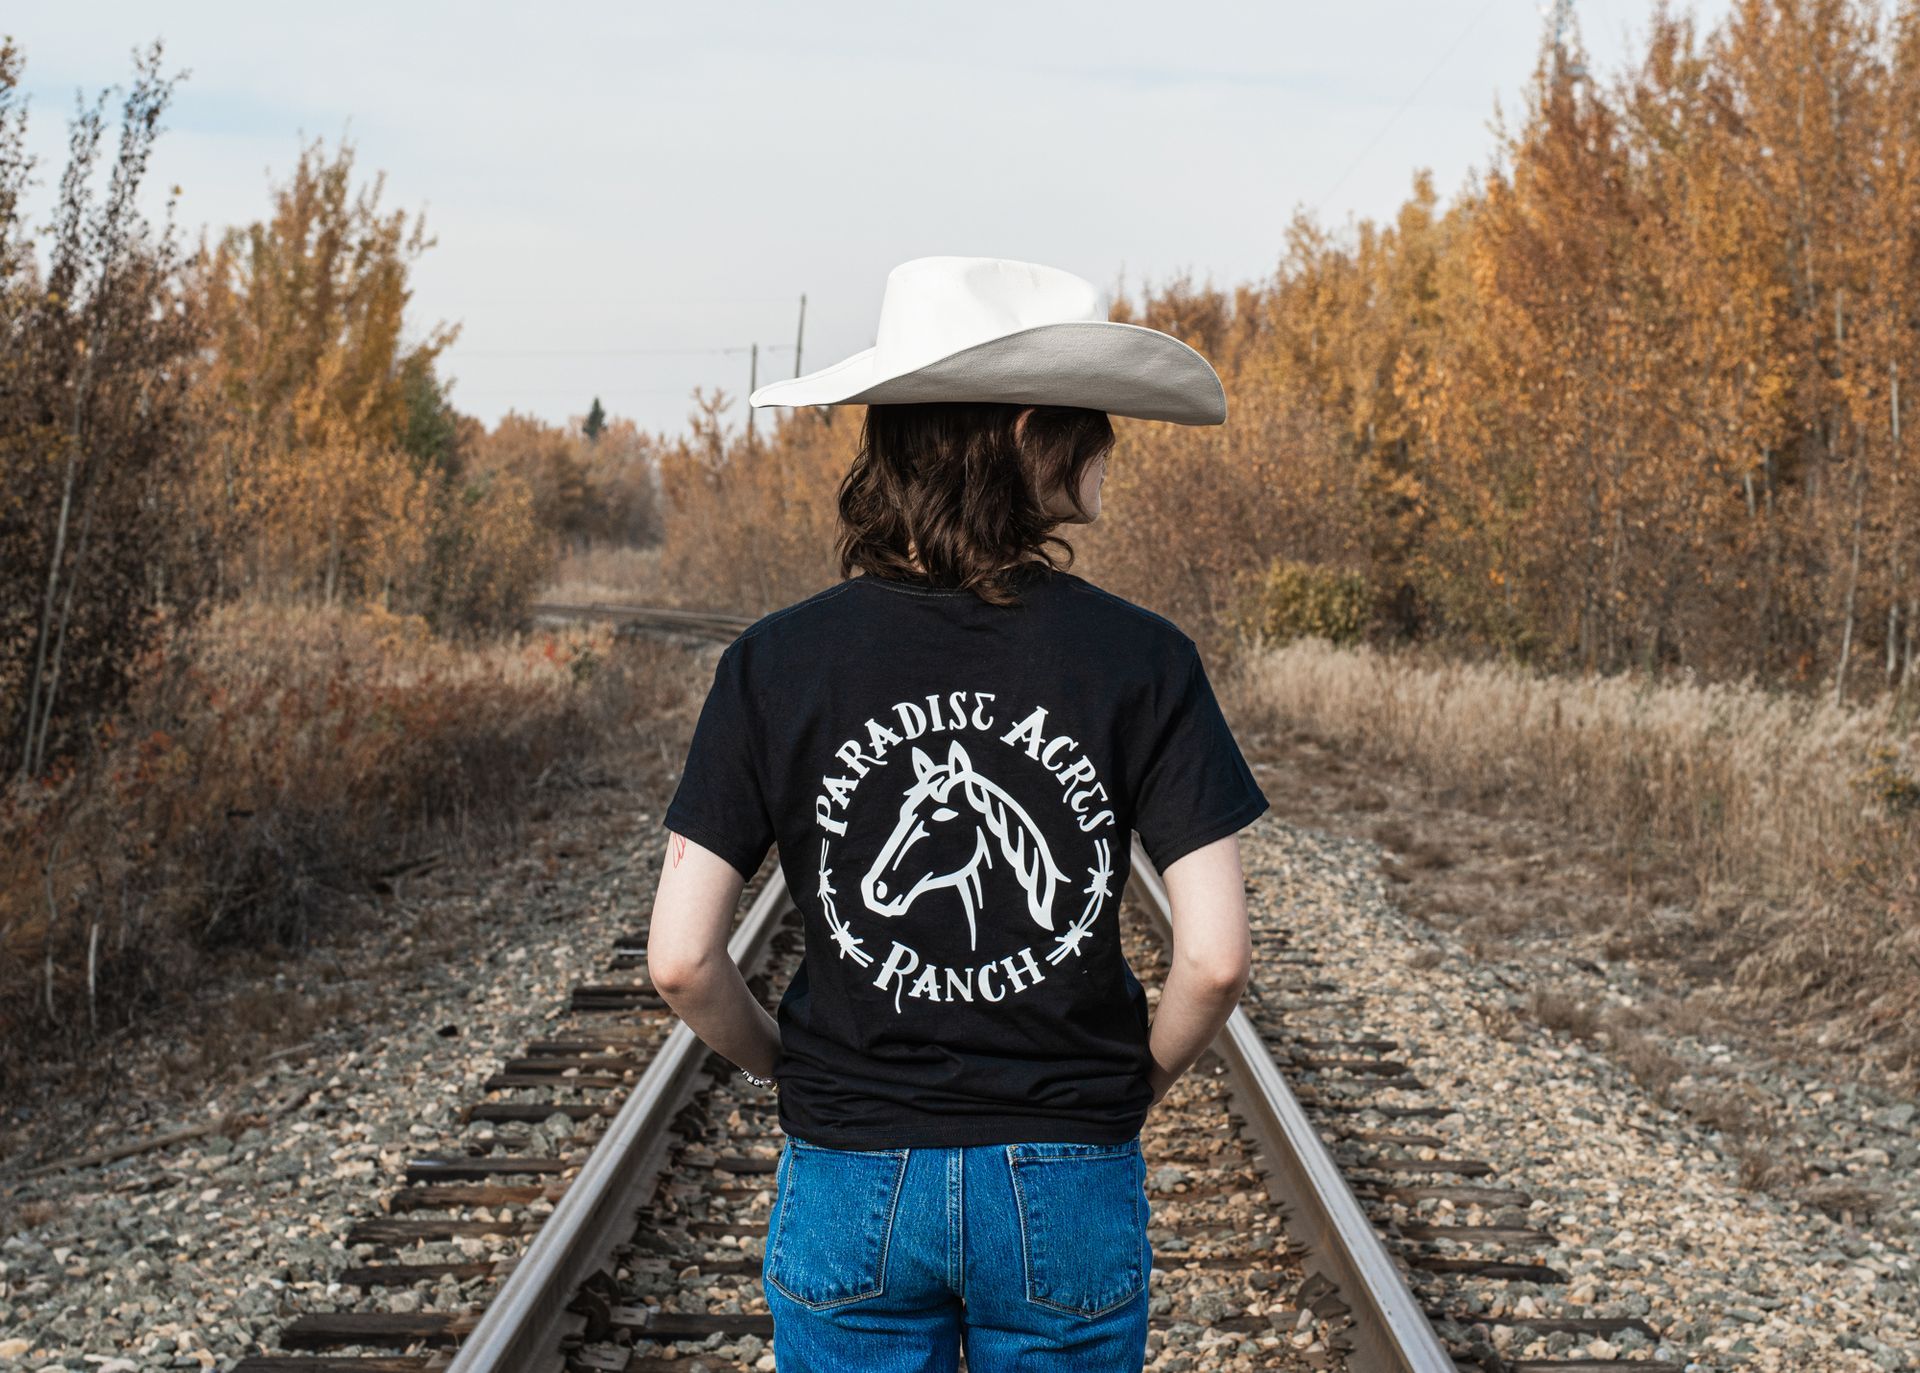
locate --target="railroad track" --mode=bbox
[226,852,797,1373]
[530,602,756,642]
[1168,852,1687,1373]
[227,604,1687,1372]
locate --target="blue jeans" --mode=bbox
[761,1134,1153,1371]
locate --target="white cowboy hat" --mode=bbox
[748,255,1226,425]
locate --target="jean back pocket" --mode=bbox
[763,1137,910,1310]
[1007,1138,1149,1319]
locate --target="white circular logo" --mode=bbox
[811,690,1118,1015]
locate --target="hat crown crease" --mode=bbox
[873,256,1107,374]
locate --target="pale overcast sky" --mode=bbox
[11,1,1732,440]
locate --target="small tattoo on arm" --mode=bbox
[670,833,688,868]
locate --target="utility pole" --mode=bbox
[794,293,807,378]
[1545,0,1586,81]
[746,342,758,448]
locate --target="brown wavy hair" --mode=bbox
[836,401,1116,606]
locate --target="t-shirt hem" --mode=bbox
[777,1110,1148,1150]
[1142,792,1271,874]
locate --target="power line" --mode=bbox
[445,386,723,398]
[444,295,801,307]
[454,343,797,359]
[1314,0,1505,219]
[456,295,812,420]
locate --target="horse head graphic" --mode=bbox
[860,739,1067,952]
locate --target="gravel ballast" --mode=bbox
[0,783,661,1369]
[4,774,1914,1370]
[1235,813,1919,1372]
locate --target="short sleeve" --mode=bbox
[1130,641,1270,874]
[661,642,776,882]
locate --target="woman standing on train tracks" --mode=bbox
[647,255,1269,1373]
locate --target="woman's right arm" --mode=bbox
[1145,833,1253,1108]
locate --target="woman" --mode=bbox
[647,256,1269,1372]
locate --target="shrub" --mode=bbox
[0,42,207,780]
[1230,556,1372,648]
[0,599,677,1084]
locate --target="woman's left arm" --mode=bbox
[644,830,781,1079]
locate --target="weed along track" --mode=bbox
[223,604,1688,1373]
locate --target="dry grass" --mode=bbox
[544,542,677,607]
[1529,988,1601,1042]
[1599,1020,1688,1100]
[0,599,681,1089]
[1221,637,1920,1072]
[1799,1178,1890,1223]
[1735,1141,1794,1193]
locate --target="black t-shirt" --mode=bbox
[660,562,1270,1149]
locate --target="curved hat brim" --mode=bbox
[748,319,1226,425]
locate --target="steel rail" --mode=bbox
[531,601,756,637]
[1128,834,1456,1373]
[467,592,1452,1368]
[445,867,796,1373]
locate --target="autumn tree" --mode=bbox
[189,134,547,631]
[656,390,845,610]
[581,414,665,545]
[0,40,206,780]
[650,0,1920,701]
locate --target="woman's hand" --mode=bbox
[1146,1065,1175,1110]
